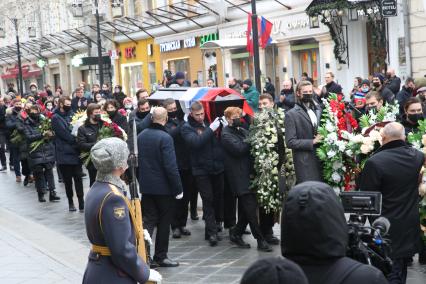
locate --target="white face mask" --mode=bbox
[125,104,132,109]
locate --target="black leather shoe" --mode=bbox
[38,193,46,203]
[209,235,218,247]
[23,176,29,186]
[265,235,280,245]
[257,239,273,252]
[180,227,191,236]
[78,202,84,211]
[172,228,181,238]
[191,213,199,221]
[49,191,61,202]
[216,222,223,232]
[230,233,250,248]
[157,258,179,267]
[69,203,77,212]
[150,260,159,269]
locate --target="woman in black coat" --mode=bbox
[77,103,103,186]
[221,107,271,252]
[103,99,129,134]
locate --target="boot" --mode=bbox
[78,197,84,211]
[23,176,29,186]
[69,201,77,212]
[180,227,191,236]
[38,192,46,203]
[49,191,60,202]
[257,239,273,252]
[216,222,223,232]
[172,228,181,239]
[208,234,218,247]
[28,175,35,183]
[16,176,22,182]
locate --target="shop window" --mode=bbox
[168,58,190,81]
[122,64,143,97]
[299,49,319,86]
[148,62,157,86]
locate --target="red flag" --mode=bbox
[246,13,253,56]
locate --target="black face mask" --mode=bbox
[94,114,102,121]
[168,110,178,119]
[29,113,40,121]
[232,118,242,127]
[366,106,377,114]
[281,89,293,95]
[406,87,413,93]
[14,107,22,112]
[63,105,71,112]
[373,82,381,88]
[301,93,313,103]
[408,113,423,124]
[107,110,116,118]
[228,84,235,89]
[137,110,149,119]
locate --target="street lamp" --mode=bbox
[94,0,104,86]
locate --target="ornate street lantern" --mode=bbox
[309,15,319,28]
[72,0,84,17]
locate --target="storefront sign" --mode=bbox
[125,47,136,58]
[160,40,181,52]
[184,37,196,48]
[71,53,88,67]
[200,33,219,46]
[381,0,397,17]
[36,59,47,68]
[109,49,121,60]
[48,58,59,65]
[160,37,197,53]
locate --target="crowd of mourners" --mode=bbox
[0,66,425,284]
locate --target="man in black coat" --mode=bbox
[385,67,402,95]
[71,87,91,112]
[52,96,84,211]
[181,101,225,246]
[0,97,7,171]
[162,98,193,238]
[128,99,151,153]
[281,181,388,284]
[221,106,272,252]
[23,105,60,203]
[138,107,183,268]
[359,122,424,284]
[285,81,323,184]
[372,73,395,105]
[277,79,295,111]
[320,71,342,99]
[113,85,127,108]
[262,77,276,100]
[396,77,415,116]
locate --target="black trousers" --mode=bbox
[87,164,97,187]
[259,207,275,237]
[142,194,175,261]
[58,164,84,201]
[171,169,193,229]
[190,180,199,216]
[223,177,237,228]
[21,159,31,177]
[233,193,264,240]
[387,257,409,284]
[33,163,55,193]
[194,173,224,238]
[0,134,6,167]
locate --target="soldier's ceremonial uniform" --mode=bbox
[82,138,150,284]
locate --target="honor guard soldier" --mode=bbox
[82,137,161,284]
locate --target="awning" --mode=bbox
[154,26,219,44]
[200,38,247,50]
[1,70,42,80]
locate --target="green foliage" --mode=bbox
[10,129,24,145]
[30,118,54,153]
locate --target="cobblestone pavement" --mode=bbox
[1,166,426,283]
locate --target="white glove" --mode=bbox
[176,192,183,200]
[209,117,221,131]
[148,269,162,282]
[143,229,152,246]
[221,116,228,127]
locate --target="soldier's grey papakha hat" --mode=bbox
[91,137,129,173]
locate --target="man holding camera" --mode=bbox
[359,122,424,284]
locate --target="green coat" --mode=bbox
[243,86,260,112]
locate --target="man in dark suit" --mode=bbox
[138,107,183,267]
[359,122,424,284]
[285,80,323,184]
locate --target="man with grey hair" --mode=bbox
[359,122,424,283]
[83,137,161,283]
[138,107,183,268]
[385,67,401,95]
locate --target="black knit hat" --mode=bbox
[243,79,253,86]
[361,79,370,86]
[240,256,308,284]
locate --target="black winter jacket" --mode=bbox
[282,182,388,284]
[51,109,80,165]
[71,96,91,112]
[0,105,6,135]
[22,117,55,166]
[221,126,252,196]
[181,116,224,176]
[165,117,190,170]
[113,92,126,108]
[110,111,129,134]
[375,85,395,105]
[138,123,183,196]
[127,110,151,152]
[77,121,102,169]
[396,86,413,115]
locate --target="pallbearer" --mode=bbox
[82,137,161,284]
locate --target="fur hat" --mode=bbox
[91,138,129,173]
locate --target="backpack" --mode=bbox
[320,257,363,284]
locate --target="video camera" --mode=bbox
[340,191,393,276]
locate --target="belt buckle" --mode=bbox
[89,251,101,261]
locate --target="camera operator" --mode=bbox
[281,181,388,284]
[359,122,424,284]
